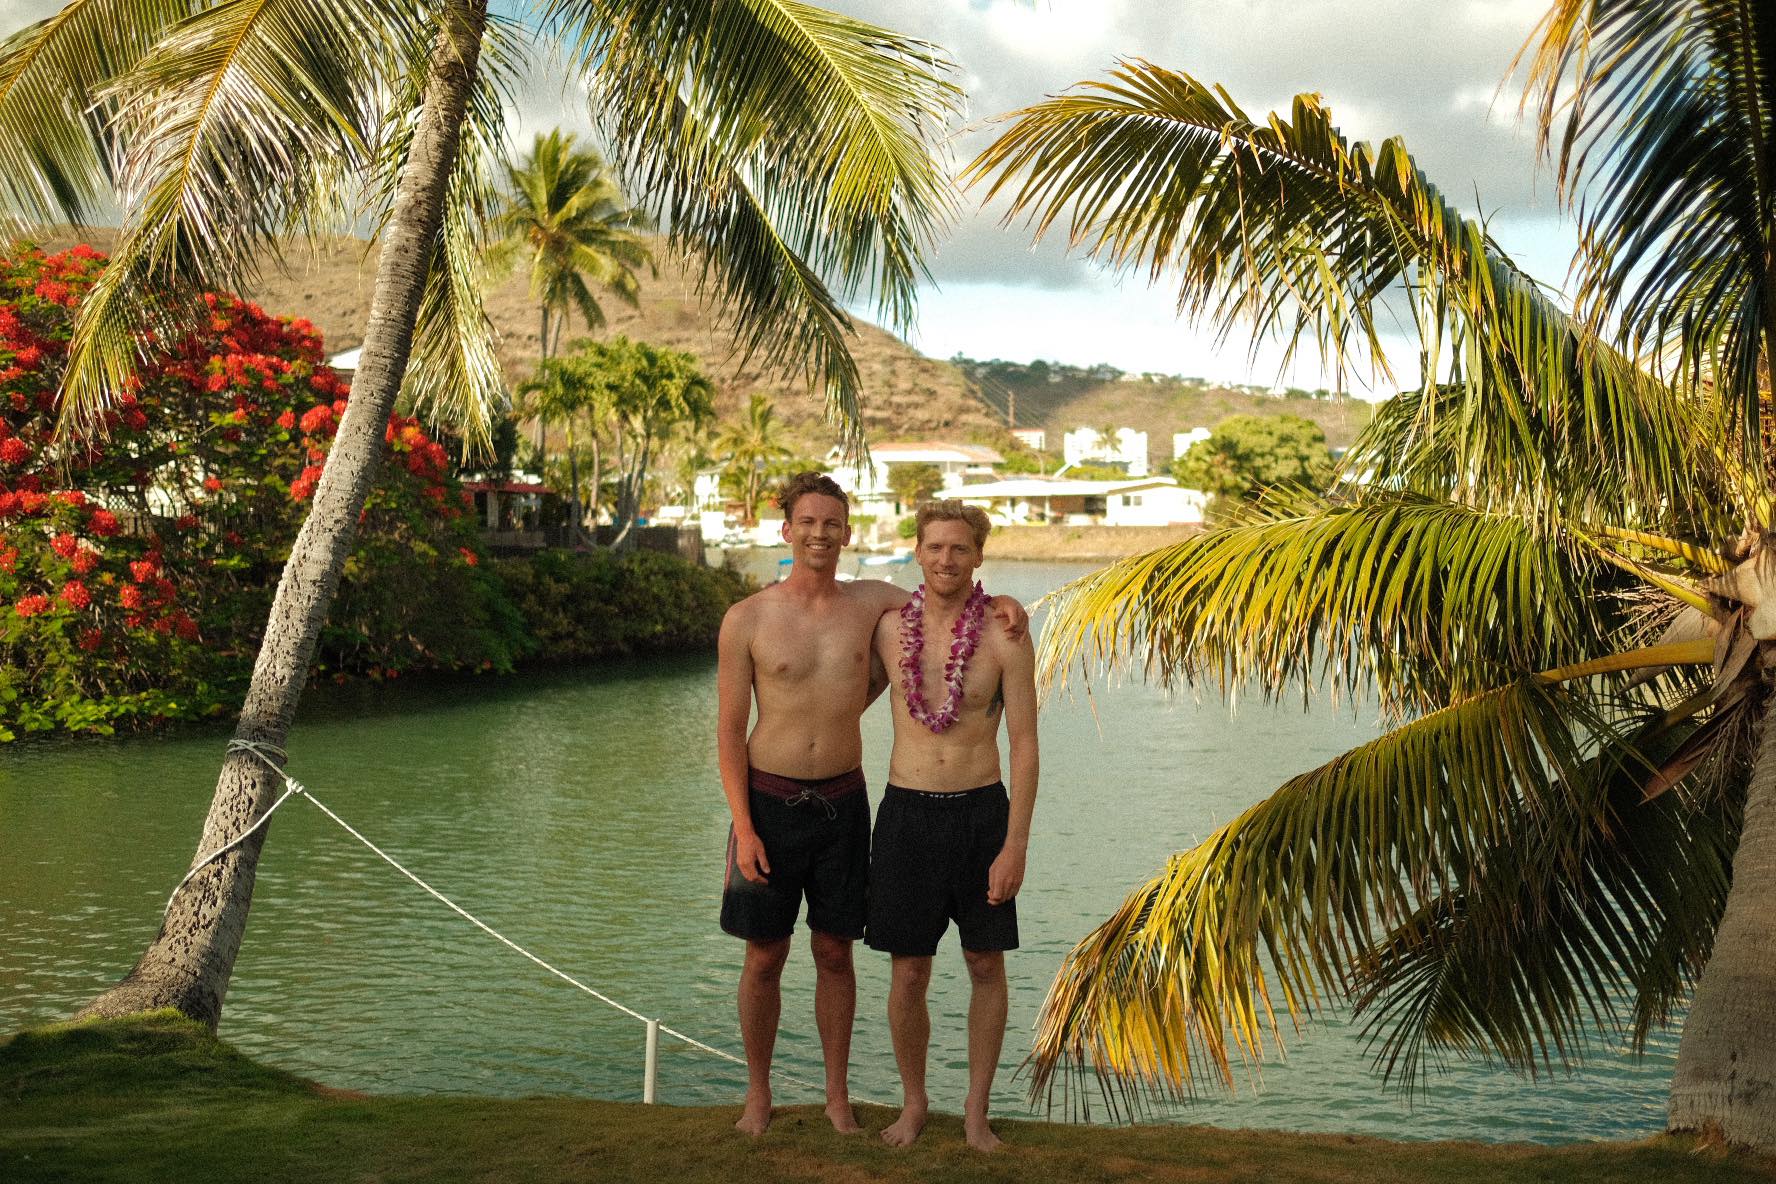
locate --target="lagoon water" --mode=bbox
[0,557,1677,1143]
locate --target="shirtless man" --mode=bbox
[866,500,1037,1153]
[716,473,1024,1137]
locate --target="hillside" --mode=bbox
[959,358,1375,468]
[36,229,1003,453]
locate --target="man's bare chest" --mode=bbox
[751,602,878,687]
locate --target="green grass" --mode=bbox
[3,1014,1774,1184]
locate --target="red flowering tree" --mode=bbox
[0,244,525,738]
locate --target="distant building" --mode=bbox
[1010,427,1047,452]
[956,475,1206,527]
[1061,427,1149,476]
[825,441,1005,516]
[1172,427,1212,460]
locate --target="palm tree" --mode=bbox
[714,392,792,524]
[0,0,960,1030]
[518,348,609,538]
[967,0,1776,1148]
[495,129,649,473]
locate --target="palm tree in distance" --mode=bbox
[715,392,792,524]
[494,129,649,479]
[0,0,961,1030]
[518,347,610,537]
[968,0,1776,1148]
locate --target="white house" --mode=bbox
[1010,427,1047,452]
[1061,426,1149,476]
[1172,427,1212,460]
[825,441,1003,516]
[956,475,1205,527]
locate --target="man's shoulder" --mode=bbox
[723,584,781,625]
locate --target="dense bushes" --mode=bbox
[495,549,747,663]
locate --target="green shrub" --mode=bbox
[494,549,748,663]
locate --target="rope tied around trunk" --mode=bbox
[156,739,851,1103]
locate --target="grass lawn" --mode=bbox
[3,1013,1774,1184]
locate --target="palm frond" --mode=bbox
[1353,710,1743,1089]
[1039,492,1628,719]
[0,0,199,229]
[57,0,424,432]
[966,60,1687,516]
[1521,1,1776,437]
[551,0,962,447]
[1028,678,1651,1113]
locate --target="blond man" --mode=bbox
[866,500,1038,1151]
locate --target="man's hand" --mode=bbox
[987,843,1026,906]
[734,830,772,885]
[989,594,1028,642]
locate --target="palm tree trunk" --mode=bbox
[1669,676,1776,1146]
[74,0,489,1031]
[588,436,602,532]
[565,418,582,545]
[534,306,549,468]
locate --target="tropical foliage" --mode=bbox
[888,461,944,509]
[1172,414,1331,508]
[968,0,1776,1145]
[0,244,523,738]
[714,392,792,524]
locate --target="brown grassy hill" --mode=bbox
[966,361,1374,468]
[37,228,1003,452]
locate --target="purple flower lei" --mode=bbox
[899,581,989,733]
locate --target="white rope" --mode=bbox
[200,741,854,1103]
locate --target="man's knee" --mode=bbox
[743,937,792,984]
[963,949,1005,987]
[891,955,933,992]
[808,930,854,977]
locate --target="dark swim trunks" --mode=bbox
[720,768,870,942]
[865,782,1019,957]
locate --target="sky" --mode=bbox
[3,0,1581,394]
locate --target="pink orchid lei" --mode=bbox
[899,581,990,733]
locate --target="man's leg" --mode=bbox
[962,948,1008,1152]
[737,936,791,1136]
[882,953,933,1146]
[808,929,864,1133]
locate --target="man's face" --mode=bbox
[782,492,851,568]
[916,518,982,596]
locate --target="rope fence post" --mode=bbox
[644,1018,660,1104]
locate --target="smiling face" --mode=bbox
[916,518,983,597]
[781,491,851,570]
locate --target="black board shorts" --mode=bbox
[865,782,1019,957]
[720,767,870,942]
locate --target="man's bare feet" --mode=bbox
[825,1099,864,1134]
[881,1095,928,1147]
[964,1109,1002,1152]
[735,1088,772,1137]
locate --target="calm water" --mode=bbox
[0,556,1677,1142]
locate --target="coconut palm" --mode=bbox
[714,391,792,524]
[518,347,610,536]
[966,0,1776,1147]
[0,0,960,1029]
[495,128,649,471]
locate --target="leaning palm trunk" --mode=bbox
[76,1,489,1030]
[1670,674,1776,1142]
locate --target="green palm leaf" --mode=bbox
[551,0,962,446]
[1522,1,1776,442]
[56,0,425,432]
[0,0,196,228]
[965,60,1688,516]
[1354,710,1744,1089]
[1027,679,1672,1111]
[1039,492,1629,719]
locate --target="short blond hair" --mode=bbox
[914,499,991,551]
